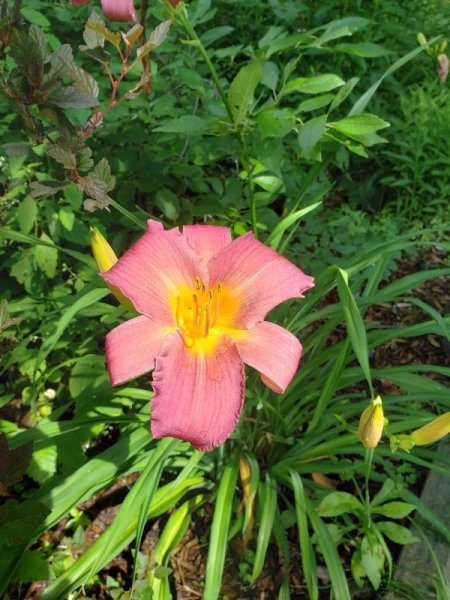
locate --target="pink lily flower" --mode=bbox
[70,0,136,22]
[102,221,314,451]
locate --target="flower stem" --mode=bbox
[109,199,147,230]
[173,4,258,237]
[364,446,374,525]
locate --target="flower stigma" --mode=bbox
[175,276,222,349]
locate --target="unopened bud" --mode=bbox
[90,227,135,311]
[437,53,449,83]
[417,32,427,46]
[44,388,56,400]
[411,412,450,445]
[91,227,119,273]
[390,412,450,453]
[358,396,384,449]
[39,404,52,417]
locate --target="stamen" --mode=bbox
[176,278,222,346]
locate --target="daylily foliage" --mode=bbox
[100,221,314,451]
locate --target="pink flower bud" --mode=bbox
[101,0,136,22]
[438,53,449,83]
[70,0,136,22]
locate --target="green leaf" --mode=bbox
[255,108,295,138]
[28,24,49,58]
[87,20,121,48]
[319,16,370,44]
[125,24,144,45]
[3,142,29,158]
[9,28,44,87]
[33,288,109,374]
[305,495,351,599]
[17,551,51,583]
[153,565,173,578]
[59,207,75,232]
[136,20,171,61]
[262,61,279,91]
[29,180,68,198]
[77,147,94,173]
[28,445,58,484]
[154,115,209,135]
[360,533,384,590]
[0,499,50,547]
[92,157,116,192]
[331,113,390,137]
[298,94,334,112]
[21,8,51,28]
[328,77,359,113]
[47,44,74,80]
[372,502,416,519]
[350,37,441,115]
[291,472,318,600]
[254,175,283,193]
[83,11,107,49]
[317,491,363,517]
[335,268,373,395]
[376,522,419,545]
[46,144,77,169]
[250,474,277,583]
[148,20,171,48]
[285,74,345,95]
[16,196,37,234]
[298,115,327,157]
[334,42,392,57]
[155,187,180,220]
[60,51,99,99]
[266,201,321,251]
[69,354,107,399]
[204,457,239,600]
[35,233,58,278]
[228,59,263,124]
[49,86,99,109]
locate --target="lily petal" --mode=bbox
[151,332,245,451]
[106,315,168,385]
[234,321,301,393]
[183,224,232,263]
[146,219,164,235]
[101,0,136,21]
[209,232,314,328]
[102,229,208,325]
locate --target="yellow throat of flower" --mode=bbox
[175,277,222,348]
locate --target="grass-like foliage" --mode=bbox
[0,0,449,598]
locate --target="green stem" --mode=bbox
[109,199,147,230]
[174,5,258,236]
[364,447,374,525]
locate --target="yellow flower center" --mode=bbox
[175,277,222,348]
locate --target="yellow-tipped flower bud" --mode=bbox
[90,227,135,311]
[411,412,450,446]
[390,413,450,453]
[91,227,119,272]
[417,32,427,46]
[358,396,384,449]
